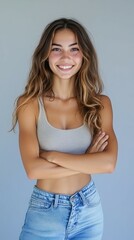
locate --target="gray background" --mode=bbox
[0,0,134,239]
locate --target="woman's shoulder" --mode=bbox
[98,94,112,107]
[98,94,113,122]
[17,95,39,110]
[17,95,38,106]
[17,95,39,120]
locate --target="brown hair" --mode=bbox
[12,18,103,136]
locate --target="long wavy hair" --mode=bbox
[12,18,103,136]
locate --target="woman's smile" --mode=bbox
[57,64,74,71]
[48,29,83,80]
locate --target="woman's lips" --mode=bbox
[57,65,74,70]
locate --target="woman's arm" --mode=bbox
[41,96,118,174]
[18,98,80,180]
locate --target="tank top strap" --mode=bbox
[38,96,47,118]
[38,96,43,105]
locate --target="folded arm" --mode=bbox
[18,98,80,180]
[40,96,118,174]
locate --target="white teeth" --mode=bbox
[58,65,73,69]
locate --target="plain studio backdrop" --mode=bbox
[0,0,134,239]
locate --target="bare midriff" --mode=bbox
[37,173,91,195]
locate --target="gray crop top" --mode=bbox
[37,98,92,154]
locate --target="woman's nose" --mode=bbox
[61,50,70,58]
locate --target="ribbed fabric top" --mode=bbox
[37,98,92,154]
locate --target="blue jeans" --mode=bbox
[19,180,103,239]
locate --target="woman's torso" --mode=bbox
[36,96,92,194]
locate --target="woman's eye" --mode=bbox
[52,48,61,52]
[71,48,79,52]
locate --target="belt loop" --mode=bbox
[79,191,87,205]
[53,194,59,208]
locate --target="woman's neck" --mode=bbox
[52,77,75,100]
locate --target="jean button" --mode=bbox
[70,197,75,205]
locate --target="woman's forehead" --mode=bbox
[52,29,78,45]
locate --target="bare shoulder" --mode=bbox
[98,95,114,131]
[17,96,38,115]
[17,96,39,130]
[99,94,112,108]
[17,96,38,108]
[99,94,113,115]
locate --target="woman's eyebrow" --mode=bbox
[69,42,78,47]
[52,42,78,47]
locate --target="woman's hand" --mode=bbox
[39,131,109,164]
[86,131,109,154]
[40,150,51,161]
[40,150,57,163]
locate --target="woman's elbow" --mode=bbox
[107,155,117,173]
[107,162,116,173]
[24,163,39,180]
[26,168,36,180]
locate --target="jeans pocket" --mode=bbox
[29,196,53,212]
[86,186,101,207]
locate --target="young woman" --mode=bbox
[13,18,118,240]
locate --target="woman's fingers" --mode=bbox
[98,139,108,152]
[91,131,102,145]
[87,131,109,153]
[96,134,109,151]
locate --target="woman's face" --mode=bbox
[48,29,83,81]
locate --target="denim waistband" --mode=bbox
[32,179,95,207]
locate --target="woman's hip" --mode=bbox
[19,179,103,239]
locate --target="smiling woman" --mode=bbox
[48,29,83,81]
[12,18,117,240]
